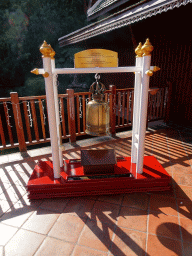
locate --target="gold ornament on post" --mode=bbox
[50,47,56,59]
[30,68,39,75]
[146,66,161,77]
[142,38,154,56]
[85,74,110,136]
[39,41,53,58]
[135,42,143,58]
[42,72,49,78]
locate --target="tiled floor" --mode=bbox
[0,122,192,255]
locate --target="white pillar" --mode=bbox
[52,58,64,168]
[131,51,142,164]
[40,42,61,179]
[136,39,153,174]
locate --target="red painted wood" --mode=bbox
[67,89,76,143]
[27,156,171,200]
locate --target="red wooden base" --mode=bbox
[26,156,171,200]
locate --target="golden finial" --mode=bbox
[142,38,154,56]
[153,66,160,72]
[145,70,153,76]
[40,41,53,58]
[146,66,160,77]
[50,47,56,59]
[30,68,39,75]
[42,72,49,78]
[135,42,143,58]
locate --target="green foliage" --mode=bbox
[0,0,88,97]
[14,76,45,96]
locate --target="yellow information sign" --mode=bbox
[74,49,118,68]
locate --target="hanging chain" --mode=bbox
[118,92,123,113]
[129,91,132,110]
[54,74,63,123]
[56,74,59,87]
[41,100,46,125]
[86,97,89,105]
[59,98,63,123]
[4,102,13,127]
[79,96,82,118]
[26,101,33,127]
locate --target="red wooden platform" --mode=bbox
[26,156,171,200]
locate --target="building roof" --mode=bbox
[58,0,192,47]
[87,0,147,20]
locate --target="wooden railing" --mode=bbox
[0,86,168,152]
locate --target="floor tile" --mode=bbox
[0,223,18,246]
[72,245,108,256]
[109,227,146,256]
[34,236,74,256]
[0,184,26,203]
[97,193,123,205]
[148,188,175,198]
[8,153,23,162]
[78,219,115,252]
[148,213,181,240]
[147,234,182,256]
[0,200,14,217]
[173,172,192,186]
[2,169,25,186]
[183,242,192,256]
[122,193,150,211]
[0,155,9,164]
[63,197,95,219]
[0,181,12,194]
[117,206,148,232]
[0,205,35,228]
[164,165,173,175]
[172,164,192,174]
[19,193,43,207]
[39,147,52,155]
[149,194,178,216]
[39,198,70,213]
[180,218,192,244]
[4,229,45,256]
[175,184,192,201]
[177,199,192,219]
[90,201,120,225]
[27,149,43,157]
[22,208,59,235]
[0,172,13,185]
[21,161,36,175]
[48,214,85,243]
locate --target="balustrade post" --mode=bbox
[109,85,116,136]
[67,89,76,143]
[10,92,27,152]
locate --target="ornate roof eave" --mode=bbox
[87,0,141,21]
[58,0,192,47]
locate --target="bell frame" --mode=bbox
[27,40,171,199]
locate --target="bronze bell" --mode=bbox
[85,74,110,136]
